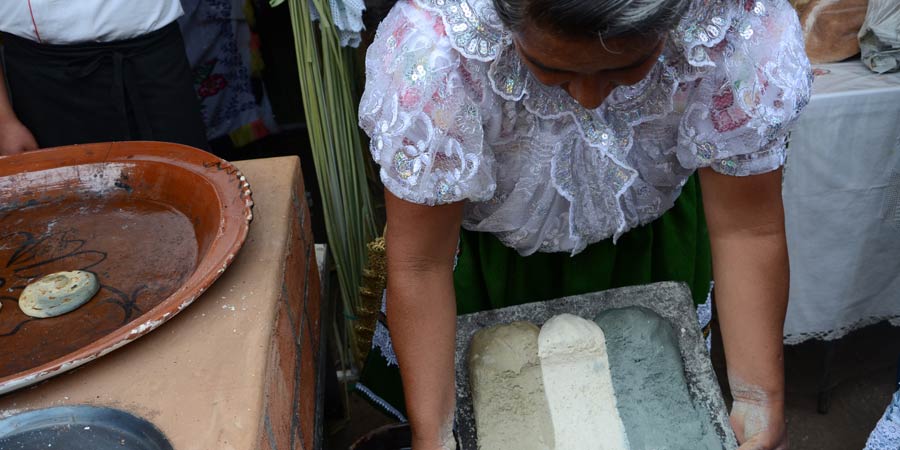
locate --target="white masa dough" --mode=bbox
[468,321,554,450]
[538,314,630,450]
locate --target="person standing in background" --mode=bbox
[176,0,280,153]
[0,0,210,156]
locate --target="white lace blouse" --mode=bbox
[359,0,812,256]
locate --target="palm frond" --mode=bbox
[286,0,377,367]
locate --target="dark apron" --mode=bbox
[1,22,209,150]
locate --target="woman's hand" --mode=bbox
[410,412,456,450]
[411,437,456,450]
[731,394,788,450]
[0,68,37,156]
[0,117,38,155]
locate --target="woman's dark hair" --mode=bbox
[364,0,690,39]
[496,0,690,39]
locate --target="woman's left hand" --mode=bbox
[730,396,788,450]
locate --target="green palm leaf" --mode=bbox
[285,0,377,370]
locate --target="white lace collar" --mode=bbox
[412,0,728,146]
[411,0,771,246]
[412,0,760,151]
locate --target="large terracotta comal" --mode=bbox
[0,141,253,394]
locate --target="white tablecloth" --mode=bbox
[783,61,900,344]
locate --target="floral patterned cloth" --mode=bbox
[178,0,278,146]
[358,0,812,256]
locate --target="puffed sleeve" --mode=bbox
[358,1,495,205]
[676,0,813,176]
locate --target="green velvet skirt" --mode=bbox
[356,175,712,420]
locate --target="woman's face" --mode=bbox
[514,24,665,109]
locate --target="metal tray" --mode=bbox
[453,281,738,450]
[0,405,172,450]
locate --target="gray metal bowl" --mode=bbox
[0,405,172,450]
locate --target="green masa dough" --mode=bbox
[595,307,723,450]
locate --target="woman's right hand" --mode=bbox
[0,117,38,155]
[412,439,456,450]
[411,419,457,450]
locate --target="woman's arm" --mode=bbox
[0,68,38,155]
[384,190,465,450]
[699,168,789,450]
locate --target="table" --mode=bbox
[0,156,324,450]
[783,61,900,344]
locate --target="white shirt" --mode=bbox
[359,0,812,256]
[0,0,183,45]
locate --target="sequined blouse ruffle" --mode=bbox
[358,0,812,256]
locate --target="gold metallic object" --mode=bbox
[356,236,387,364]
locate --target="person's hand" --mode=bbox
[731,396,788,450]
[411,438,456,450]
[0,117,38,156]
[412,445,453,450]
[411,424,456,450]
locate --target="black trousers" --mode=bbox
[2,22,209,150]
